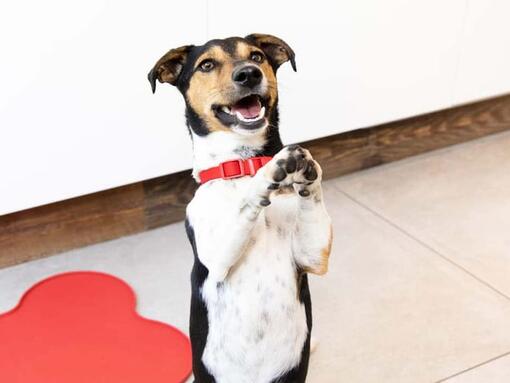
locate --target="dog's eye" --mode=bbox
[199,60,215,72]
[250,52,264,63]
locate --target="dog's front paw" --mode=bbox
[263,145,322,196]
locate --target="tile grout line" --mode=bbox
[434,350,510,382]
[332,184,510,380]
[330,184,510,302]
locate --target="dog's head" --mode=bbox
[148,34,296,136]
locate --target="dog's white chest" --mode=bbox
[188,181,309,383]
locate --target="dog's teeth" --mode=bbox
[235,111,255,122]
[235,111,247,121]
[222,106,232,115]
[235,107,266,123]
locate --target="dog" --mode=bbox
[148,34,332,383]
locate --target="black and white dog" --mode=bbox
[149,34,332,383]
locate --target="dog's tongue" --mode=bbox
[231,95,261,119]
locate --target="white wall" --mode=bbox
[1,0,509,215]
[453,0,510,104]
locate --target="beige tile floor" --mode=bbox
[2,131,510,382]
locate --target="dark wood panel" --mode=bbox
[1,94,510,268]
[305,127,373,179]
[372,95,510,166]
[143,170,196,230]
[0,184,145,267]
[306,95,510,179]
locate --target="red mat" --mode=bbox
[0,271,192,383]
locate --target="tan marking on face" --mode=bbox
[260,59,278,109]
[236,41,252,58]
[187,46,235,132]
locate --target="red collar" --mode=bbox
[199,156,272,184]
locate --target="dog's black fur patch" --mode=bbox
[186,219,216,383]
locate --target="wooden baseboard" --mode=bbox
[2,94,510,268]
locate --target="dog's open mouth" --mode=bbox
[214,95,267,129]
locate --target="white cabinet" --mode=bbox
[453,0,510,104]
[1,1,509,215]
[208,0,464,143]
[0,0,206,215]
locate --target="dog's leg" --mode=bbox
[292,153,332,275]
[292,151,333,275]
[261,145,333,275]
[189,169,280,283]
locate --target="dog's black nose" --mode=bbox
[232,66,263,88]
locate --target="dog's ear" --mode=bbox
[148,45,194,93]
[245,33,296,72]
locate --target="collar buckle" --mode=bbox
[219,159,245,179]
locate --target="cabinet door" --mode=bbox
[453,0,510,104]
[208,0,464,144]
[0,1,206,215]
